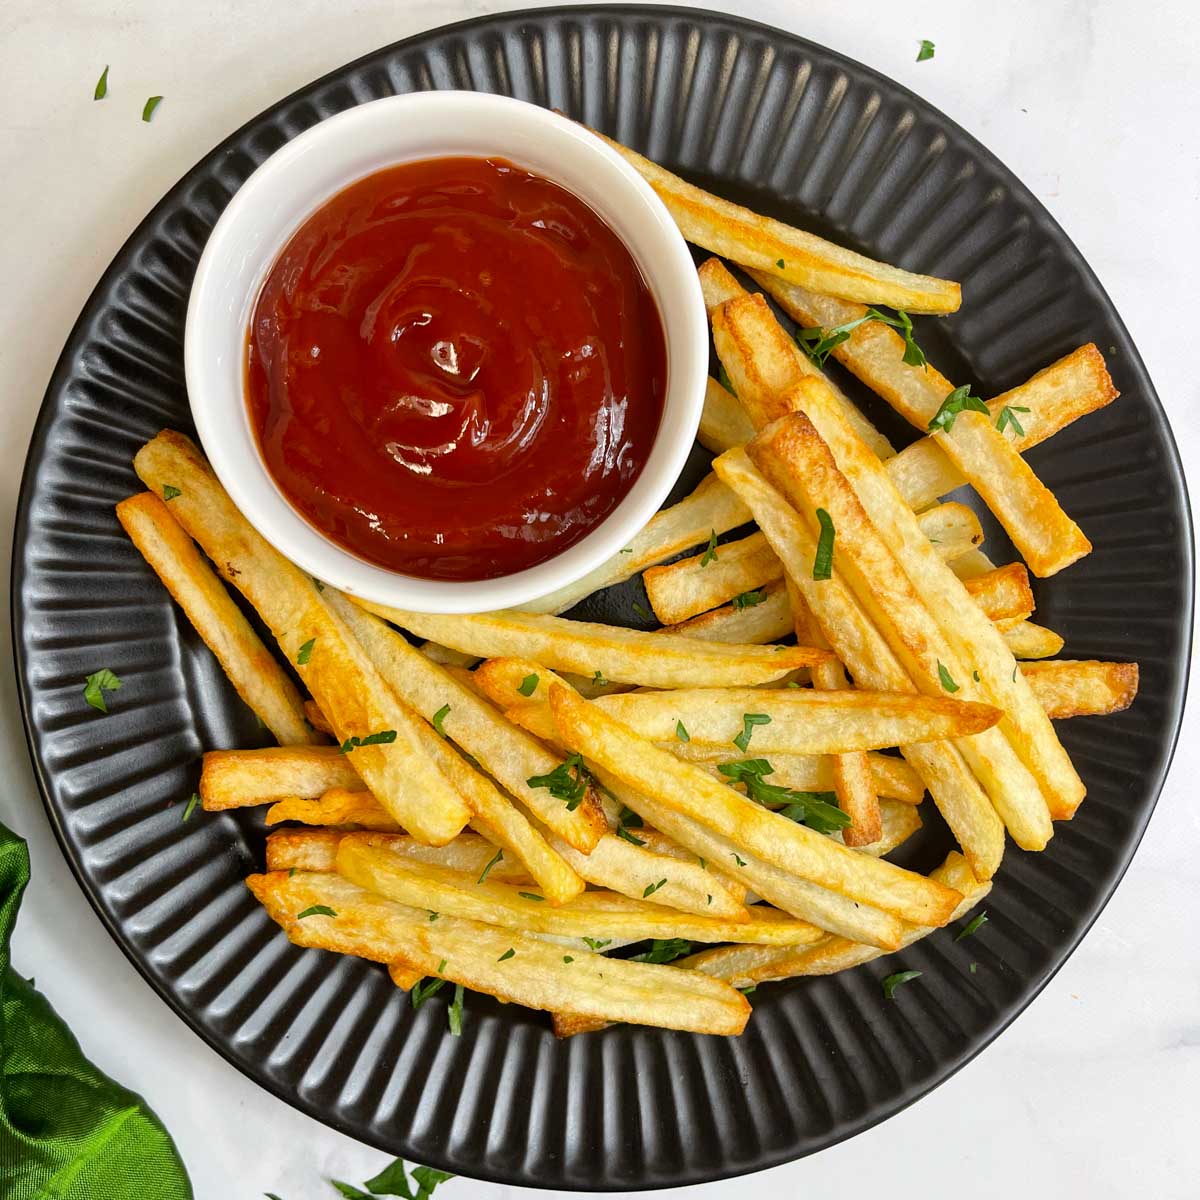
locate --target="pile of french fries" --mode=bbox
[116,133,1137,1040]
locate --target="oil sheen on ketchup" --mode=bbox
[246,156,667,582]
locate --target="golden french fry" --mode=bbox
[713,447,1006,880]
[356,604,830,688]
[265,828,345,872]
[644,531,781,625]
[266,789,403,830]
[839,798,922,856]
[631,828,750,904]
[669,581,794,643]
[324,591,607,853]
[746,410,1056,849]
[551,1012,608,1038]
[590,135,960,312]
[134,430,469,844]
[116,491,318,746]
[739,282,1091,576]
[1022,660,1139,719]
[549,685,961,926]
[700,375,755,455]
[963,562,1035,623]
[420,642,480,668]
[580,686,1001,754]
[335,835,822,947]
[777,377,1087,820]
[248,870,750,1035]
[521,471,751,615]
[701,260,896,458]
[949,548,997,580]
[388,963,425,992]
[200,746,360,810]
[1002,619,1066,659]
[684,851,990,985]
[303,700,334,735]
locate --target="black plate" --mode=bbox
[11,6,1192,1190]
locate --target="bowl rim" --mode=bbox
[184,89,708,613]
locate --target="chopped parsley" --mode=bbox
[447,983,465,1035]
[296,905,336,920]
[94,66,109,100]
[882,969,922,999]
[642,878,668,898]
[732,852,747,867]
[732,589,766,610]
[427,911,439,922]
[797,307,926,369]
[916,39,935,62]
[719,758,849,833]
[582,937,611,952]
[339,729,397,753]
[527,752,590,811]
[517,673,539,697]
[431,703,451,737]
[180,792,200,823]
[477,849,503,884]
[296,638,315,665]
[996,404,1030,437]
[937,661,959,693]
[717,363,738,399]
[733,712,771,752]
[518,892,545,903]
[361,1160,454,1199]
[928,385,989,433]
[955,911,988,941]
[83,668,122,713]
[813,508,835,580]
[972,669,981,683]
[616,806,646,846]
[497,948,516,962]
[700,529,720,567]
[775,258,786,269]
[969,962,979,974]
[676,720,690,742]
[592,670,609,687]
[141,95,163,122]
[632,601,653,621]
[162,484,181,501]
[563,955,574,963]
[633,938,692,963]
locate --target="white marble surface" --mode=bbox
[1,1,1197,1197]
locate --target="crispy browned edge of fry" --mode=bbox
[1023,660,1140,719]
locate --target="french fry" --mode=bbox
[388,963,425,992]
[323,591,607,853]
[248,870,750,1035]
[775,378,1087,820]
[133,430,469,844]
[644,530,782,625]
[700,375,755,455]
[735,282,1091,576]
[551,1012,608,1038]
[304,700,334,735]
[700,259,896,458]
[870,344,1119,511]
[1022,660,1139,719]
[336,836,821,947]
[200,746,360,810]
[837,798,922,856]
[950,548,997,580]
[355,603,830,688]
[266,789,402,830]
[550,685,961,926]
[670,581,794,643]
[713,447,1006,879]
[964,562,1035,623]
[591,134,961,312]
[265,827,536,882]
[577,686,1001,753]
[1002,619,1066,659]
[521,471,751,615]
[683,851,990,985]
[747,411,1056,849]
[116,492,318,746]
[631,828,750,904]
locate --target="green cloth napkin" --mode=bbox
[0,821,192,1199]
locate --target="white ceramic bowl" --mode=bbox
[185,91,707,614]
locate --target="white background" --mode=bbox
[1,2,1197,1197]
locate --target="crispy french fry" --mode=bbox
[838,798,922,856]
[521,471,752,615]
[746,410,1056,849]
[577,686,1000,754]
[1022,660,1139,718]
[963,562,1035,623]
[551,1012,608,1038]
[266,789,402,830]
[670,581,794,643]
[631,827,750,904]
[700,375,755,455]
[592,134,961,312]
[200,746,359,810]
[550,685,961,926]
[116,492,318,746]
[739,282,1091,576]
[249,870,749,1035]
[1003,620,1066,659]
[776,378,1086,820]
[713,447,1006,879]
[683,851,990,985]
[388,963,425,992]
[265,828,346,872]
[949,548,997,580]
[701,260,896,458]
[356,604,829,688]
[336,836,820,947]
[134,431,469,844]
[323,591,607,853]
[304,700,334,735]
